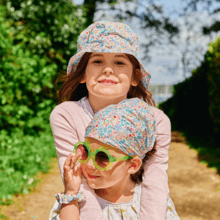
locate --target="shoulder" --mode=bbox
[51,101,83,115]
[150,106,170,125]
[149,106,171,134]
[50,101,87,124]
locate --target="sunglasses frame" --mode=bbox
[74,141,132,171]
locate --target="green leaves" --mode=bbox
[5,0,86,71]
[0,1,86,205]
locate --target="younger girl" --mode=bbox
[50,21,173,219]
[50,98,179,219]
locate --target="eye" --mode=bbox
[115,61,124,65]
[96,151,109,167]
[76,144,88,160]
[93,60,103,64]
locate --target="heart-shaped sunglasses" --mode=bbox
[74,141,132,171]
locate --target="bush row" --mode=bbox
[159,36,220,145]
[0,1,86,205]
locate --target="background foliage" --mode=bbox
[1,0,220,209]
[159,36,220,172]
[159,36,220,139]
[0,1,86,206]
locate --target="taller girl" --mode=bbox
[50,21,172,219]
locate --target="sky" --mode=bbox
[72,0,220,85]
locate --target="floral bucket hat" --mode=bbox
[67,20,151,89]
[85,98,157,159]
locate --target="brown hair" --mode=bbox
[56,52,155,106]
[130,143,156,184]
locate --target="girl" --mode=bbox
[51,98,179,220]
[49,21,173,220]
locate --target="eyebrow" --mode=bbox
[90,53,129,60]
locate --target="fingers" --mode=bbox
[76,163,83,177]
[64,153,81,171]
[64,153,72,167]
[72,152,81,165]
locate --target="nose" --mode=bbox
[86,158,97,170]
[103,67,114,75]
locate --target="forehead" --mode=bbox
[90,52,129,60]
[85,137,126,155]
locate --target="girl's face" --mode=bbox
[81,53,138,100]
[81,137,132,190]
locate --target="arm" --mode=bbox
[140,108,171,220]
[50,103,105,220]
[60,201,80,220]
[59,153,82,220]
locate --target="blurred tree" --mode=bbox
[165,12,216,80]
[3,0,86,72]
[0,5,57,135]
[159,36,220,146]
[206,37,220,142]
[145,0,220,81]
[0,1,86,134]
[179,0,220,34]
[79,0,179,61]
[1,0,86,104]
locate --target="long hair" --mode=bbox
[56,52,155,107]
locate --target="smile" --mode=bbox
[87,173,100,179]
[99,79,117,85]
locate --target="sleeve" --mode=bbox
[140,109,171,220]
[49,104,105,220]
[49,200,61,220]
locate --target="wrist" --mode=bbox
[61,199,78,207]
[55,192,86,204]
[64,190,78,195]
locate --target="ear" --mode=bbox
[131,69,139,87]
[127,157,142,175]
[80,76,86,83]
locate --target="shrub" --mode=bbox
[159,36,220,143]
[206,37,220,138]
[0,2,86,205]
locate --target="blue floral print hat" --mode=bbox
[67,20,151,89]
[85,98,157,159]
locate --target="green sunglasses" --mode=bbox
[74,141,132,171]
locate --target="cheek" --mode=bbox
[104,163,128,178]
[118,72,133,84]
[81,164,87,174]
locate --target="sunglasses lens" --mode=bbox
[95,151,109,168]
[76,144,88,160]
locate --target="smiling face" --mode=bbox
[80,53,138,100]
[81,137,133,190]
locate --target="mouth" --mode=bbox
[99,79,117,85]
[87,173,100,179]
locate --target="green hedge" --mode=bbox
[158,37,220,173]
[0,2,86,206]
[0,5,57,205]
[159,36,220,138]
[0,130,56,205]
[206,38,220,137]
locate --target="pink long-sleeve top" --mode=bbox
[50,97,171,220]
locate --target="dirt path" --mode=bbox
[1,142,220,220]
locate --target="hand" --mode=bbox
[63,153,82,195]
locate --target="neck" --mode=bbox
[95,176,135,203]
[88,95,127,113]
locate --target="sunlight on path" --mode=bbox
[168,143,220,220]
[0,158,63,220]
[1,143,220,220]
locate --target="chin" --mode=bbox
[87,181,101,189]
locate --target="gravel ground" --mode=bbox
[1,141,220,220]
